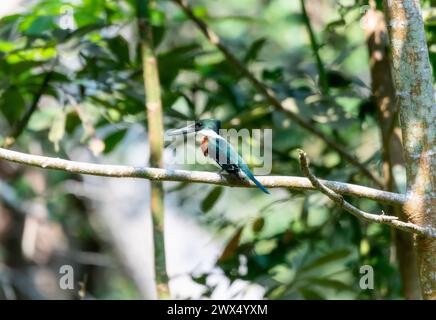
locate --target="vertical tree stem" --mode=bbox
[383,0,436,300]
[300,0,329,96]
[137,0,170,299]
[363,4,421,299]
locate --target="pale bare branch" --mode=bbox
[298,150,436,239]
[0,147,403,206]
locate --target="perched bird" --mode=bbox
[167,119,270,194]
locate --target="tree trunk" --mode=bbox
[137,0,170,299]
[383,0,436,300]
[364,5,421,299]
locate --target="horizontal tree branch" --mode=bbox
[0,147,404,206]
[172,0,384,188]
[299,150,436,239]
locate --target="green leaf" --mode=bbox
[325,19,346,31]
[429,49,436,76]
[103,128,127,154]
[252,217,265,233]
[201,186,223,212]
[24,16,57,36]
[74,11,105,28]
[192,274,208,285]
[244,38,266,63]
[158,44,201,87]
[0,39,15,52]
[152,25,166,49]
[107,36,130,64]
[48,108,66,152]
[192,6,208,19]
[56,23,108,42]
[218,226,243,263]
[150,8,166,26]
[300,250,350,273]
[299,287,325,300]
[9,61,43,75]
[306,277,353,292]
[65,110,81,134]
[326,70,352,88]
[0,88,25,125]
[262,67,283,81]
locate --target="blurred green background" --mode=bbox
[0,0,435,299]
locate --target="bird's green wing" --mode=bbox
[207,137,245,167]
[207,136,270,194]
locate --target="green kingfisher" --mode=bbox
[167,119,270,194]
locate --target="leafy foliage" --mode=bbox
[1,0,430,299]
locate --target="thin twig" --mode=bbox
[0,147,405,206]
[300,0,329,95]
[172,0,384,188]
[298,150,436,239]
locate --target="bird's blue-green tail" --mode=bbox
[240,165,270,194]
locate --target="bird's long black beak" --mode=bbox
[166,123,197,136]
